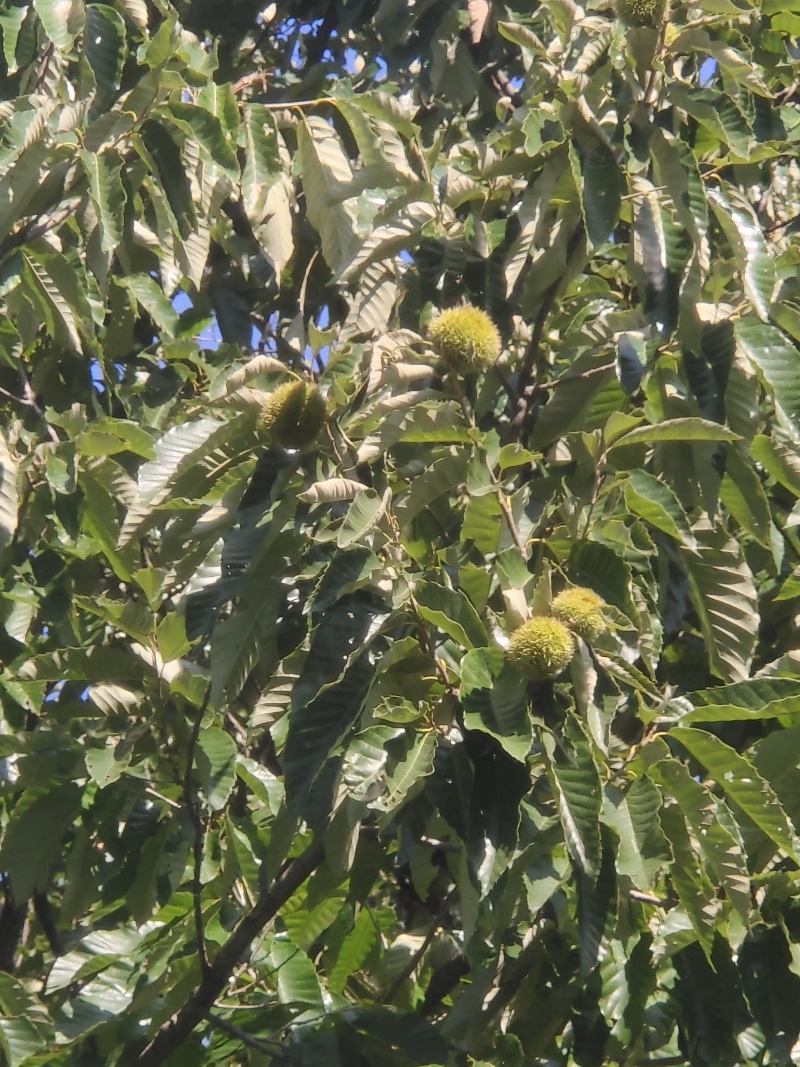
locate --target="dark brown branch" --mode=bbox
[32,892,63,958]
[123,839,325,1067]
[301,3,336,72]
[0,878,27,974]
[478,935,541,1029]
[419,954,470,1016]
[379,912,441,1005]
[509,222,586,436]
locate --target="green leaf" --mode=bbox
[138,120,196,237]
[119,417,224,545]
[241,105,280,220]
[576,143,622,248]
[657,802,717,953]
[497,20,547,56]
[749,433,800,494]
[0,434,18,550]
[739,927,800,1061]
[126,819,172,923]
[23,248,85,351]
[719,446,772,547]
[122,272,179,336]
[86,744,130,788]
[79,148,127,253]
[609,418,740,448]
[461,647,532,761]
[567,541,635,620]
[284,654,375,817]
[373,731,436,812]
[602,777,670,891]
[671,727,799,860]
[298,115,358,273]
[33,0,85,50]
[680,519,758,683]
[196,727,237,811]
[623,469,696,548]
[736,319,800,428]
[85,5,126,110]
[394,453,469,531]
[542,730,602,876]
[647,757,751,920]
[413,580,488,649]
[282,879,346,952]
[576,831,616,973]
[312,549,382,613]
[650,127,708,246]
[337,488,390,548]
[210,583,280,707]
[0,4,28,73]
[339,201,436,282]
[674,940,747,1066]
[0,783,82,901]
[270,939,324,1007]
[708,185,774,321]
[350,1008,448,1065]
[327,906,379,993]
[668,87,752,158]
[0,1013,55,1067]
[163,101,240,176]
[685,678,800,723]
[530,351,615,448]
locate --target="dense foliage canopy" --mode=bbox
[3,0,800,1064]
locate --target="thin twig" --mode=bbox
[534,361,615,391]
[495,490,527,555]
[379,891,455,1005]
[379,922,439,1005]
[509,223,586,438]
[478,934,541,1030]
[206,1013,287,1056]
[628,889,666,906]
[0,200,81,260]
[1,367,60,443]
[637,1058,688,1066]
[184,684,213,977]
[447,370,528,556]
[231,71,270,96]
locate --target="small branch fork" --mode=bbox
[121,840,325,1067]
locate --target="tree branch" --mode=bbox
[123,839,325,1067]
[0,200,81,261]
[184,685,213,977]
[419,953,470,1017]
[509,222,586,437]
[32,892,63,958]
[379,910,442,1005]
[0,877,27,974]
